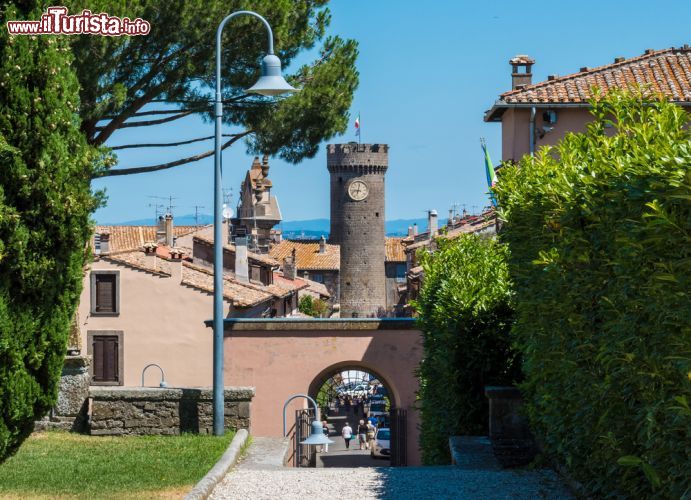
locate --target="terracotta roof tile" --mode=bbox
[487,47,691,120]
[269,240,340,270]
[385,238,406,262]
[270,238,405,269]
[94,225,198,254]
[181,262,273,308]
[193,235,279,267]
[103,251,172,276]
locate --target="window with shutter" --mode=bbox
[90,271,120,315]
[88,331,123,385]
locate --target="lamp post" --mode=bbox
[282,394,333,446]
[213,11,296,436]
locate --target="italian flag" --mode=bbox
[481,138,497,206]
[354,114,360,136]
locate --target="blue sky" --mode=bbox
[93,0,691,224]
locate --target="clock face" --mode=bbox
[348,180,369,201]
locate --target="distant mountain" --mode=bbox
[101,215,429,237]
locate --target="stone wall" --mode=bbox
[327,143,388,317]
[88,387,254,436]
[35,355,91,432]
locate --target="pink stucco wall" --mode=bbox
[78,259,222,387]
[222,321,424,465]
[501,107,595,162]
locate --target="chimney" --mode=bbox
[284,248,297,280]
[510,55,535,90]
[407,226,414,237]
[99,231,110,254]
[319,235,326,254]
[235,236,249,283]
[169,248,184,283]
[156,216,166,243]
[428,210,438,237]
[413,223,418,236]
[164,214,174,247]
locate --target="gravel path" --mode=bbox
[211,465,572,500]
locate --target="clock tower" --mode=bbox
[327,143,388,317]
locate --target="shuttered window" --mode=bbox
[89,333,122,385]
[90,271,119,315]
[95,274,116,312]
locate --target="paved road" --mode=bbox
[210,438,573,500]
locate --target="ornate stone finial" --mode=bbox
[261,154,270,177]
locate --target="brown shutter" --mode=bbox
[92,335,119,383]
[96,274,116,312]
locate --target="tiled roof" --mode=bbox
[269,240,340,270]
[486,46,691,121]
[290,274,331,298]
[270,238,406,270]
[94,225,199,254]
[104,252,172,276]
[181,262,273,308]
[385,238,406,262]
[193,235,279,267]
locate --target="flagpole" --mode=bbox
[358,111,361,144]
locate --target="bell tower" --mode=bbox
[327,143,388,318]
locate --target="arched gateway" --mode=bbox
[217,318,423,465]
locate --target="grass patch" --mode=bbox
[0,430,235,499]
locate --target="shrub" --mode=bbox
[413,234,521,464]
[298,295,329,318]
[493,91,690,497]
[0,6,99,460]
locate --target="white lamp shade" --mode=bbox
[300,420,334,445]
[246,54,297,96]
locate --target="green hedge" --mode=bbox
[0,5,99,460]
[413,234,521,464]
[493,91,690,497]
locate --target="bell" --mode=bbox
[300,420,334,445]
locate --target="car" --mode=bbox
[371,428,390,458]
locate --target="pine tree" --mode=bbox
[0,4,99,460]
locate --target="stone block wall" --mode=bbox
[35,355,91,432]
[327,143,388,317]
[88,387,254,436]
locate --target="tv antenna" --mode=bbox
[192,205,206,227]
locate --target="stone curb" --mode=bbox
[184,429,249,500]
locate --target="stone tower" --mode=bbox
[327,143,388,318]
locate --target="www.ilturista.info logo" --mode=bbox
[6,6,150,36]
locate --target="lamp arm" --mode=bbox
[282,394,320,436]
[215,10,274,98]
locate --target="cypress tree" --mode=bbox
[0,4,99,460]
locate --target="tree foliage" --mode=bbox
[0,4,99,460]
[413,234,521,465]
[493,91,690,498]
[298,294,329,318]
[62,0,359,175]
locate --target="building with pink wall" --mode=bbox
[76,222,312,388]
[485,46,691,162]
[218,318,424,465]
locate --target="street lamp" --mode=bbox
[213,11,296,436]
[282,394,334,446]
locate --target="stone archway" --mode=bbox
[220,318,423,465]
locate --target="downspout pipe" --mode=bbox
[529,106,536,156]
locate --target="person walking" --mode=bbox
[342,422,353,449]
[357,420,368,450]
[366,419,376,451]
[322,420,330,453]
